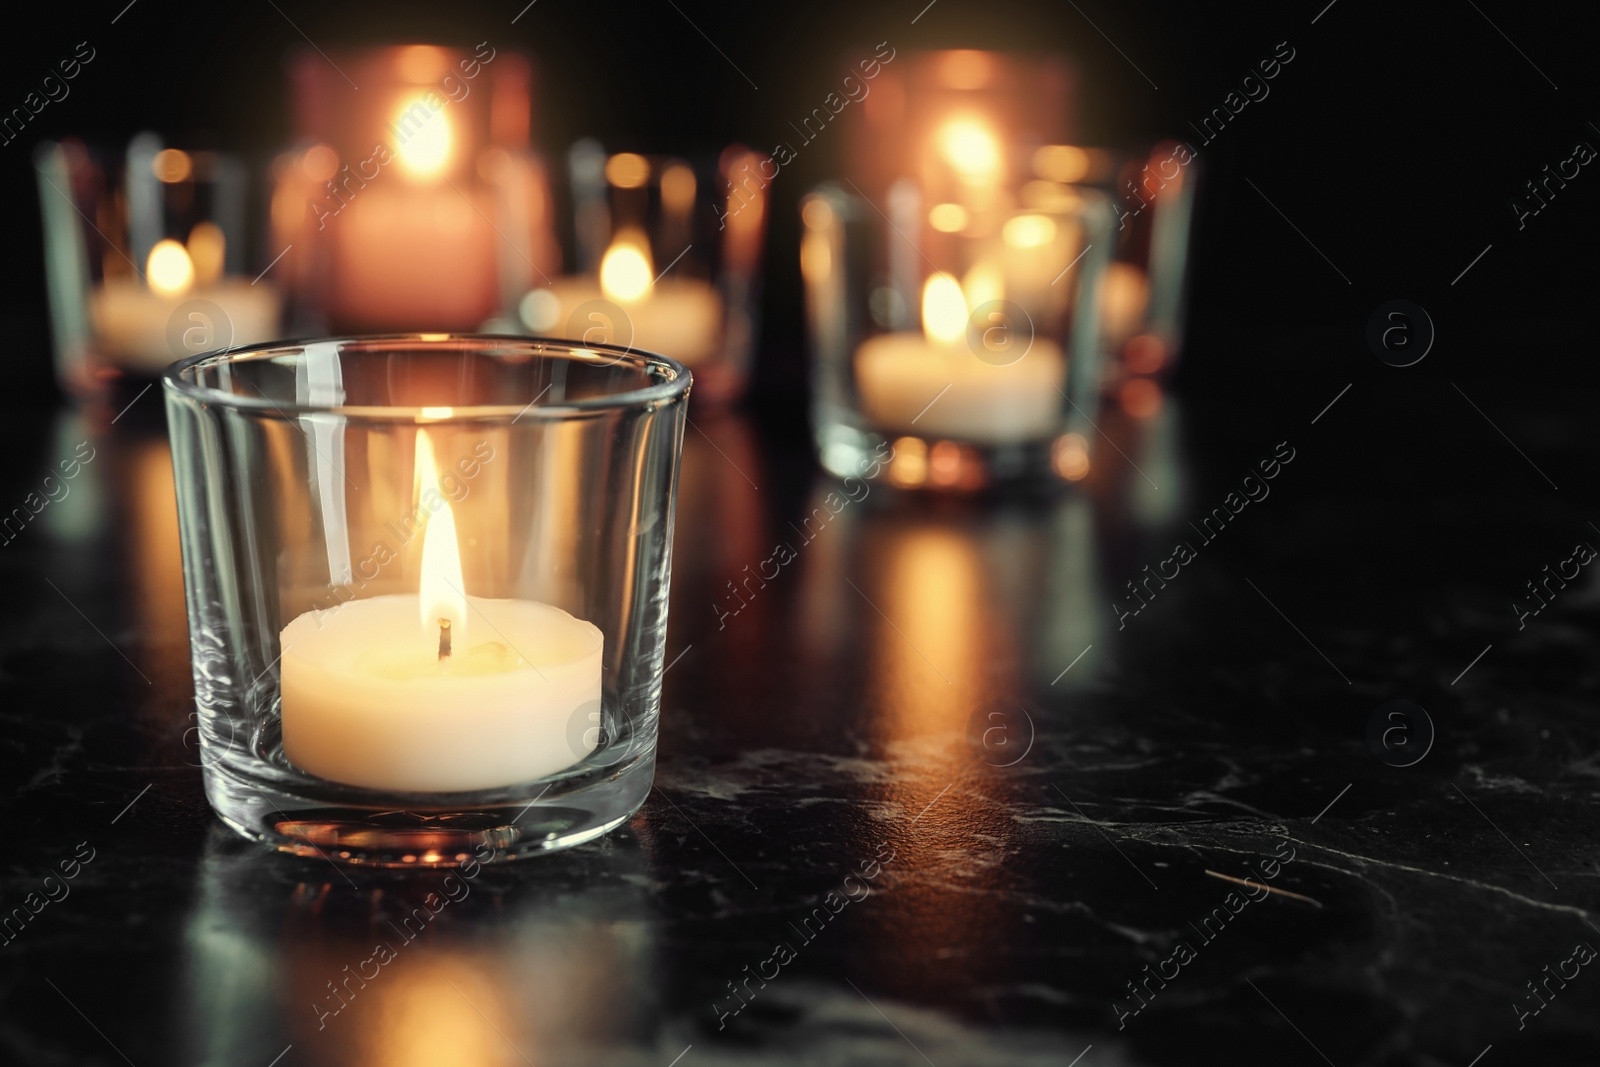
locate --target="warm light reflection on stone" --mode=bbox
[363,956,510,1067]
[126,435,185,662]
[878,526,983,733]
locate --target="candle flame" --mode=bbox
[937,117,1001,182]
[921,272,968,346]
[394,95,452,179]
[416,429,467,646]
[148,239,195,297]
[600,230,653,304]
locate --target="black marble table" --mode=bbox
[2,357,1597,1067]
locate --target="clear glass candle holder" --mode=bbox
[802,179,1114,490]
[844,48,1080,198]
[1031,140,1199,409]
[504,141,769,405]
[35,135,282,396]
[163,335,690,866]
[275,44,553,334]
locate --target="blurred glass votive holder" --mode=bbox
[163,335,690,866]
[801,179,1113,491]
[846,48,1080,205]
[35,135,282,397]
[275,43,553,334]
[502,140,769,406]
[1031,140,1198,411]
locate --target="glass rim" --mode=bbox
[161,333,693,421]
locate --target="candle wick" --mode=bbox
[438,618,452,661]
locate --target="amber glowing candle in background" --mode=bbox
[511,143,768,403]
[849,49,1078,210]
[524,223,725,367]
[846,50,1086,349]
[37,136,283,391]
[91,230,280,374]
[280,45,556,333]
[804,47,1122,490]
[328,90,500,331]
[840,47,1197,418]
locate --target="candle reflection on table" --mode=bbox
[870,524,987,736]
[126,434,185,650]
[794,493,1042,992]
[355,955,512,1067]
[109,424,199,778]
[179,827,659,1065]
[279,895,657,1064]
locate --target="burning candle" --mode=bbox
[91,227,281,373]
[324,95,501,331]
[521,229,723,365]
[854,272,1065,444]
[279,428,603,793]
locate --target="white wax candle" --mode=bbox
[91,278,281,373]
[280,594,603,792]
[327,186,500,331]
[854,333,1067,444]
[527,275,724,366]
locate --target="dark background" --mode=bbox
[3,0,1596,409]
